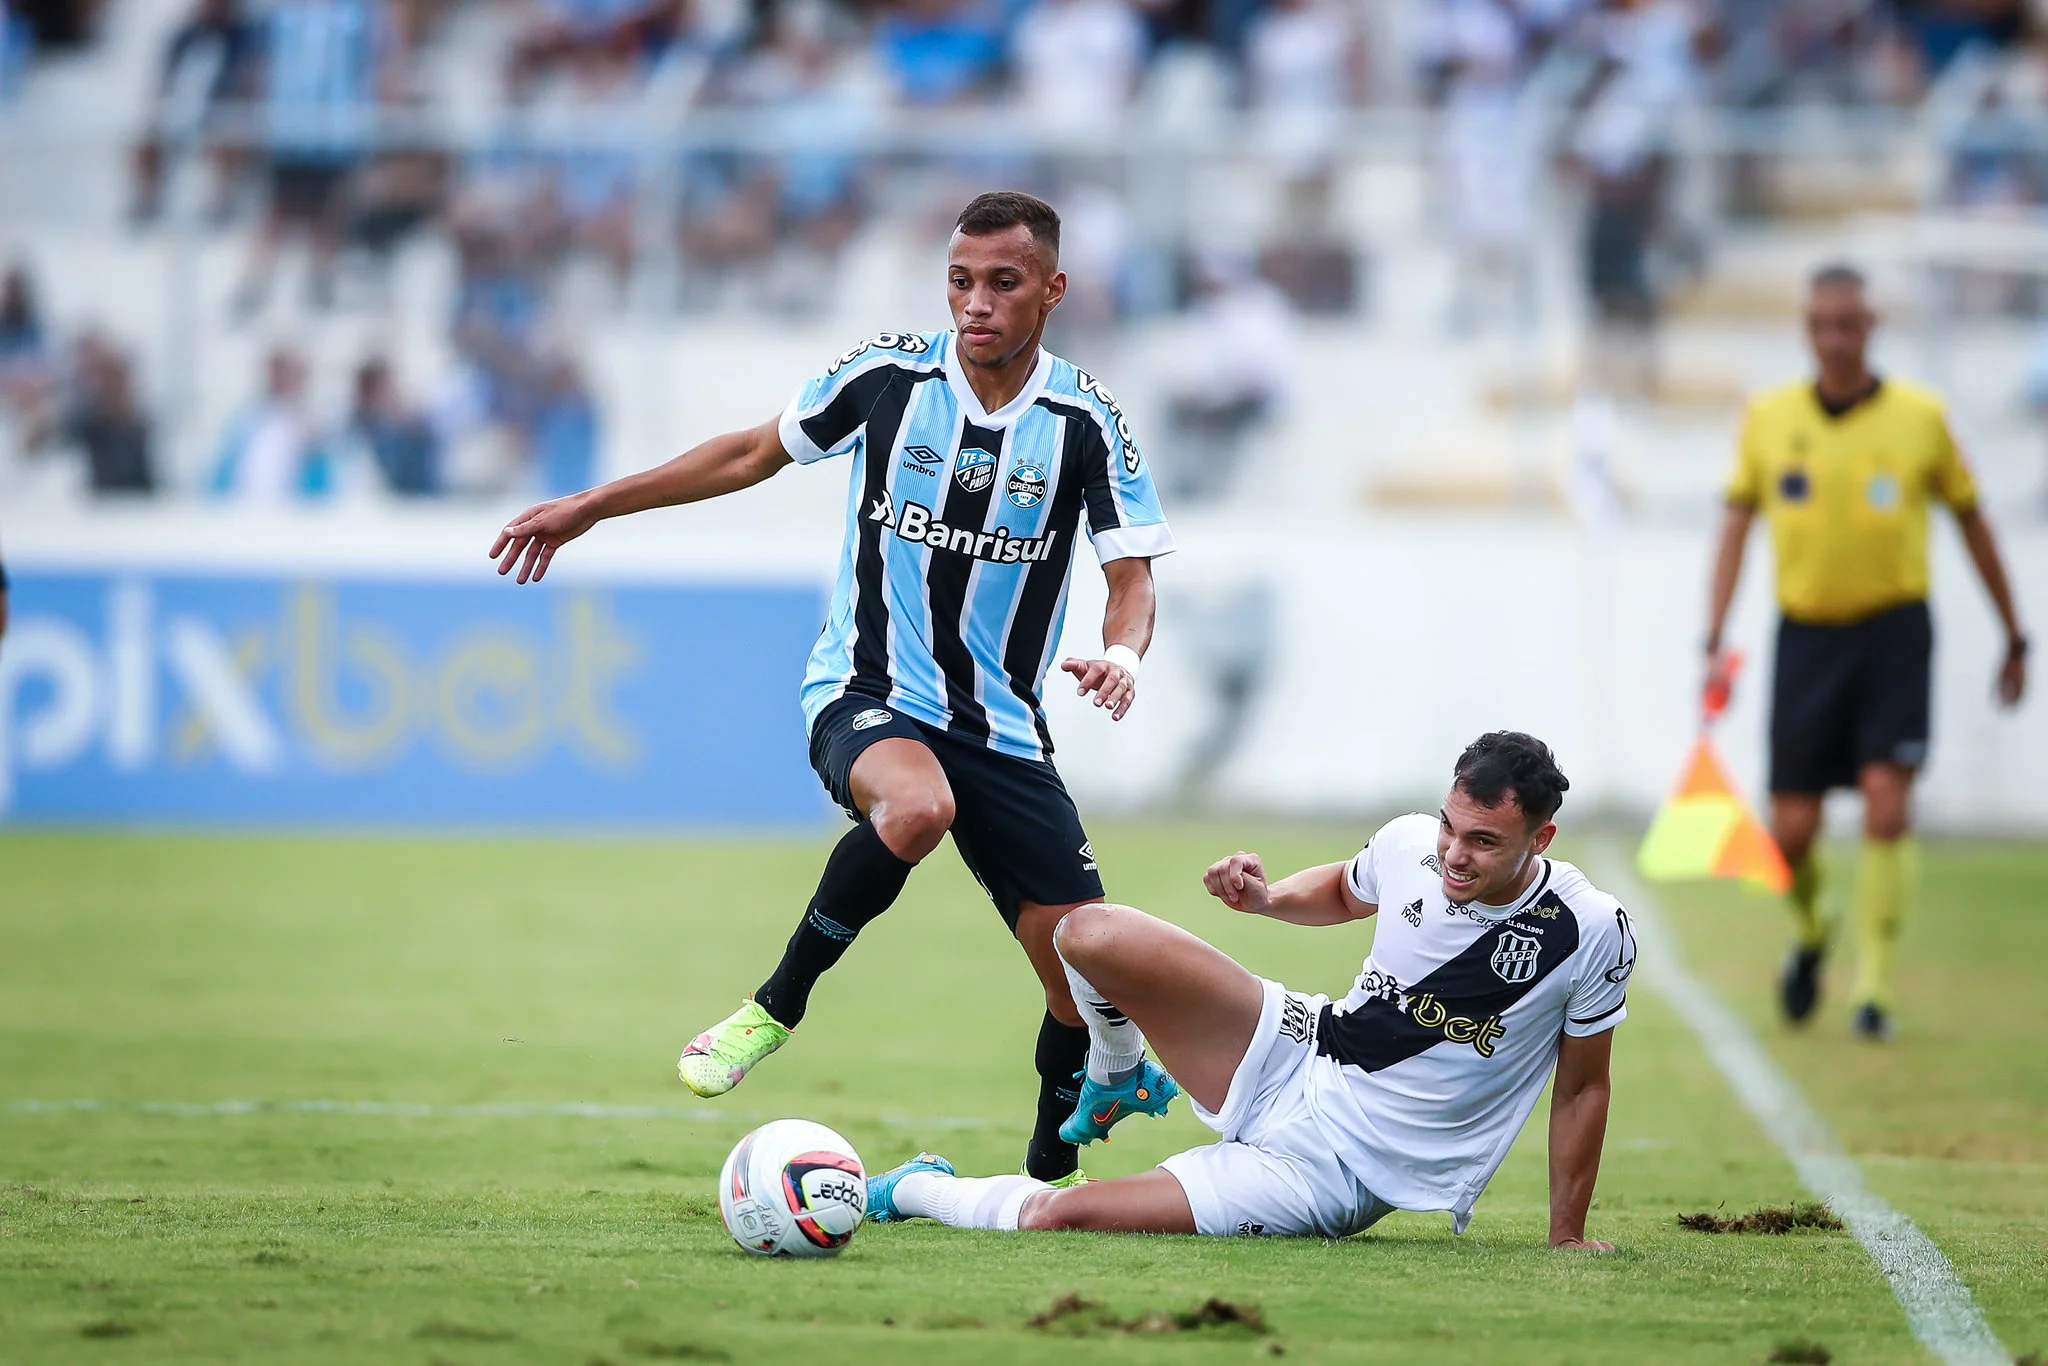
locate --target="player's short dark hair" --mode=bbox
[955,191,1061,259]
[1810,262,1866,293]
[1453,731,1569,828]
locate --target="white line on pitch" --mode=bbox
[1596,849,2010,1366]
[4,1099,1004,1131]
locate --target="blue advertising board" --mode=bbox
[0,572,829,826]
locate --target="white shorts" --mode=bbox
[1157,978,1397,1239]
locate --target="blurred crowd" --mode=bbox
[100,0,1390,316]
[5,0,2048,499]
[2,253,598,501]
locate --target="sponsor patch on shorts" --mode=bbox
[850,708,893,732]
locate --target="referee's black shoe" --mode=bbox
[1852,1002,1895,1043]
[1779,946,1824,1025]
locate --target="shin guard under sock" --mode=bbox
[755,821,914,1028]
[1788,854,1828,951]
[893,1171,1043,1230]
[1025,1012,1088,1181]
[1852,836,1913,1009]
[1059,947,1145,1082]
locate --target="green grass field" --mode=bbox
[2,825,2043,1364]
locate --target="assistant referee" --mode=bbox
[1704,263,2028,1041]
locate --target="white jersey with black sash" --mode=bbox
[778,329,1174,763]
[1307,813,1637,1228]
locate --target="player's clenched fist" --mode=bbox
[1204,851,1269,914]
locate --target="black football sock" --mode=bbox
[754,820,915,1030]
[1024,1011,1089,1182]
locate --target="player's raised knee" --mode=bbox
[1052,901,1137,964]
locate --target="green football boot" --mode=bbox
[677,999,791,1098]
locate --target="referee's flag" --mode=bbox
[1636,652,1791,894]
[1635,738,1792,894]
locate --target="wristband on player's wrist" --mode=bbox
[1103,643,1142,678]
[2008,634,2030,659]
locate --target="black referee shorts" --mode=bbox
[808,692,1105,929]
[1770,600,1933,794]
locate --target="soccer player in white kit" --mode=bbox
[865,731,1635,1248]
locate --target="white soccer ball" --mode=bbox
[717,1119,867,1258]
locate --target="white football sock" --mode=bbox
[892,1172,1043,1231]
[1060,949,1146,1083]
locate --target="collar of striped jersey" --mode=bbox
[1457,857,1554,922]
[942,331,1054,427]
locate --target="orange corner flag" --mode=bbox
[1636,736,1791,895]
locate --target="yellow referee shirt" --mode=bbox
[1726,377,1979,625]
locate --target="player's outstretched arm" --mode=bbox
[1060,555,1155,721]
[489,416,791,584]
[1546,1028,1616,1251]
[1202,853,1373,926]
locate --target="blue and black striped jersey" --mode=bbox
[778,329,1174,763]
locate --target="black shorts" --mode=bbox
[809,692,1104,929]
[269,157,352,219]
[1770,600,1933,794]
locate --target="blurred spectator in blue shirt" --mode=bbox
[210,346,332,500]
[1890,0,2022,83]
[876,0,1005,105]
[343,355,439,495]
[528,354,598,497]
[61,331,156,494]
[531,44,644,295]
[675,149,777,306]
[447,187,551,420]
[0,263,57,443]
[736,0,880,310]
[7,0,103,56]
[231,0,393,319]
[130,0,261,225]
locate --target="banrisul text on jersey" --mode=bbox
[778,329,1174,762]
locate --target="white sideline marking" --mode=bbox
[1597,852,2010,1366]
[4,1099,1001,1131]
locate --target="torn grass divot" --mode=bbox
[1027,1293,1271,1337]
[1678,1201,1846,1234]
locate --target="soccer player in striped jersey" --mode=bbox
[489,191,1175,1184]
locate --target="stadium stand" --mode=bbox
[0,0,2044,524]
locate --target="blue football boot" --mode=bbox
[864,1152,954,1223]
[1058,1059,1179,1145]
